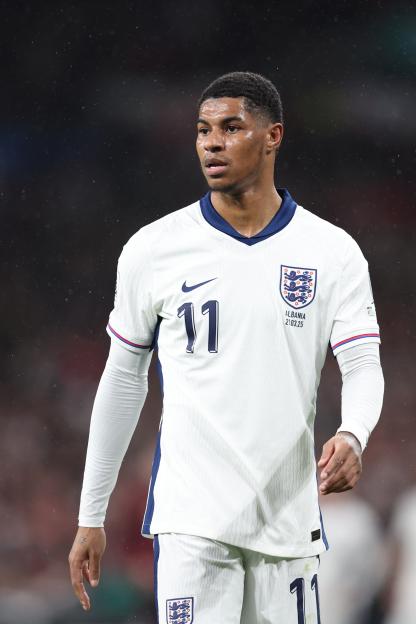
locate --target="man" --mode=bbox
[69,71,384,623]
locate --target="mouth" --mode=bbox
[204,160,229,176]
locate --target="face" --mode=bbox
[196,97,281,194]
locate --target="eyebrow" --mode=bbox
[197,115,244,125]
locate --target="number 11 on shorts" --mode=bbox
[290,573,321,624]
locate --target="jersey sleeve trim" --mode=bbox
[107,323,151,350]
[332,332,380,354]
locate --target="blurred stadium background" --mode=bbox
[1,1,415,623]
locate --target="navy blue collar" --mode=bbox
[200,188,297,246]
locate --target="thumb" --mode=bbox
[318,439,335,468]
[89,552,101,587]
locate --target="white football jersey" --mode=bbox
[107,189,380,557]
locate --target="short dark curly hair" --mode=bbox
[198,71,283,124]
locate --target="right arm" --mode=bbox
[68,340,152,610]
[69,233,157,610]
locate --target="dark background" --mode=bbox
[1,1,415,622]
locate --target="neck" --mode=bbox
[210,184,282,238]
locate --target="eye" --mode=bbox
[198,127,209,135]
[226,125,239,133]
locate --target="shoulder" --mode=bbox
[121,199,201,264]
[296,205,354,247]
[295,205,366,264]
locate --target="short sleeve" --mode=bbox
[106,233,157,352]
[330,237,381,356]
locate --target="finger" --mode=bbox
[74,569,90,611]
[321,452,348,480]
[323,479,354,494]
[317,440,335,469]
[320,456,353,492]
[88,551,101,587]
[320,474,349,494]
[320,440,356,479]
[321,460,361,494]
[70,559,91,610]
[82,559,91,584]
[336,483,354,493]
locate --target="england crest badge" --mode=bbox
[280,265,317,309]
[166,597,194,624]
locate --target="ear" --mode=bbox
[266,123,284,154]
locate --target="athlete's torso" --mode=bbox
[107,189,380,556]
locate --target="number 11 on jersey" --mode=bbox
[177,300,219,353]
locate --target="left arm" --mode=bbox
[318,342,384,495]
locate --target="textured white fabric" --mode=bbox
[79,191,382,556]
[78,341,151,526]
[329,243,380,355]
[336,343,384,450]
[155,533,320,624]
[78,342,384,528]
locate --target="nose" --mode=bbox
[203,128,224,152]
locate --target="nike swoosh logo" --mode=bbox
[182,278,217,292]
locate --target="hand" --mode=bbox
[68,526,106,611]
[317,432,362,495]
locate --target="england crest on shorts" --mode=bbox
[166,597,194,624]
[280,265,317,309]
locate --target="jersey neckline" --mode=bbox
[199,188,297,246]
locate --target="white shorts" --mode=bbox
[153,533,321,624]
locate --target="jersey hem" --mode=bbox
[141,523,328,558]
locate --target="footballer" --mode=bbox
[69,71,384,623]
